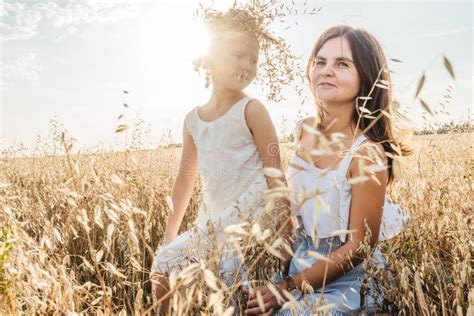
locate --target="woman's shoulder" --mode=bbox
[347,135,388,178]
[294,116,317,142]
[353,135,386,158]
[296,116,316,129]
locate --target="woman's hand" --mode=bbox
[243,283,286,315]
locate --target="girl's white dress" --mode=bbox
[151,96,268,277]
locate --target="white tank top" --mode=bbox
[287,119,409,242]
[184,96,267,220]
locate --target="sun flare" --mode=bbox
[138,5,210,76]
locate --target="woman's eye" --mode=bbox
[338,62,349,67]
[316,61,325,66]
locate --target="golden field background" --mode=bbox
[0,131,473,315]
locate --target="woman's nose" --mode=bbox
[319,63,335,76]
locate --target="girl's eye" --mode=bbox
[315,61,325,66]
[338,61,349,67]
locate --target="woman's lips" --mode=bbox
[317,82,336,88]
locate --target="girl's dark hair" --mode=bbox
[306,25,411,183]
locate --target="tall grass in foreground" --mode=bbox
[0,132,472,315]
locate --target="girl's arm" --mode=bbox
[245,100,293,270]
[290,142,387,290]
[245,100,284,188]
[162,121,198,245]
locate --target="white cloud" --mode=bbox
[0,53,42,87]
[0,0,140,42]
[0,3,43,41]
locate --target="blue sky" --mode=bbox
[1,0,472,153]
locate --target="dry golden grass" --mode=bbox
[0,132,472,315]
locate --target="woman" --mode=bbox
[244,25,411,315]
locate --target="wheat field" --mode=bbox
[0,131,473,315]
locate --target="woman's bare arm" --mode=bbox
[291,142,387,290]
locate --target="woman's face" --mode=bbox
[209,32,259,91]
[310,36,360,106]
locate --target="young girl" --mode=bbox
[150,9,291,313]
[244,25,411,315]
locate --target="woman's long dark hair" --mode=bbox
[306,25,411,184]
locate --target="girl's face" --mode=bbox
[309,36,360,106]
[209,32,259,91]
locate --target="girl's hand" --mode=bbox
[243,283,286,315]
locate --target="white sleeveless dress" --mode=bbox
[288,119,409,244]
[274,118,409,315]
[151,96,269,277]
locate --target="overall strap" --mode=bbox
[337,134,368,176]
[293,117,316,144]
